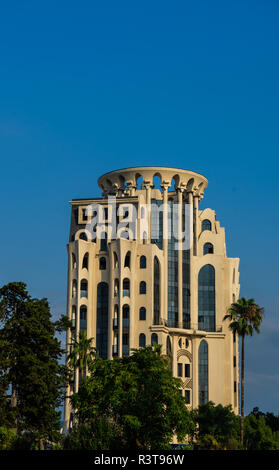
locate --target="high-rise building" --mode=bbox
[64,167,240,429]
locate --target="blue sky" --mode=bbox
[0,0,278,414]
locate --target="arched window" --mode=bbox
[139,333,146,347]
[79,232,88,241]
[80,305,87,331]
[123,305,130,328]
[99,257,106,270]
[114,279,119,297]
[123,278,130,297]
[124,251,131,268]
[151,333,158,345]
[198,264,215,332]
[97,282,109,359]
[100,232,107,251]
[202,219,212,232]
[82,253,89,269]
[80,279,88,298]
[72,253,77,269]
[72,279,77,298]
[199,340,208,405]
[140,281,146,294]
[114,252,119,268]
[139,307,146,321]
[203,243,214,255]
[140,256,146,269]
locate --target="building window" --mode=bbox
[72,279,77,298]
[202,219,212,232]
[177,363,182,377]
[198,264,215,332]
[139,307,146,321]
[79,232,88,241]
[113,305,119,329]
[123,305,130,329]
[124,252,131,268]
[100,232,107,251]
[166,336,172,356]
[72,253,77,269]
[203,243,214,255]
[114,279,119,297]
[185,390,191,404]
[153,256,160,325]
[234,355,236,367]
[71,305,76,328]
[122,333,129,356]
[114,252,119,269]
[185,364,190,378]
[139,333,146,347]
[99,257,106,270]
[80,279,88,298]
[80,305,87,332]
[96,282,109,359]
[123,278,130,297]
[140,255,146,269]
[151,333,158,345]
[199,340,208,405]
[82,253,89,269]
[140,281,146,294]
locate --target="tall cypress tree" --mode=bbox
[0,282,70,449]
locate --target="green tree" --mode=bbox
[0,282,70,449]
[67,344,194,450]
[244,413,279,450]
[191,401,240,449]
[68,330,96,381]
[224,297,264,445]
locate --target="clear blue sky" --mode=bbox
[0,0,278,414]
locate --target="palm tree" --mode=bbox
[224,297,264,446]
[68,331,96,383]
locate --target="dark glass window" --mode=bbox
[140,281,146,294]
[203,243,214,255]
[185,390,190,404]
[99,257,106,270]
[82,253,89,269]
[140,256,146,269]
[168,200,178,327]
[122,305,129,329]
[100,232,107,251]
[153,256,160,325]
[123,278,130,297]
[97,282,109,359]
[151,333,158,345]
[198,264,215,332]
[80,306,87,331]
[80,280,88,298]
[139,333,146,347]
[139,307,146,321]
[202,219,212,232]
[177,363,183,377]
[124,252,131,268]
[79,232,88,241]
[199,340,208,405]
[185,364,190,378]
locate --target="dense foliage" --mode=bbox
[66,344,195,450]
[0,282,70,449]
